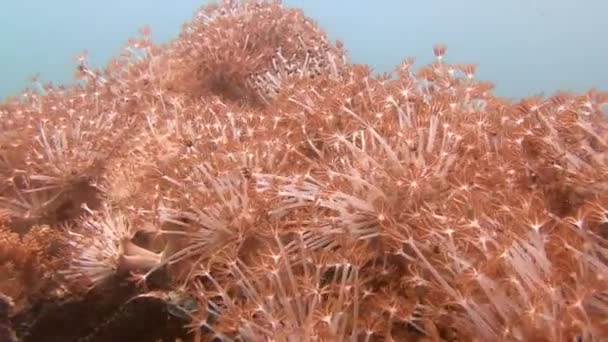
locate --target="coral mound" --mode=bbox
[1,1,608,341]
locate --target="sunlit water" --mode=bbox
[1,0,607,100]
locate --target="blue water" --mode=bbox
[1,0,607,100]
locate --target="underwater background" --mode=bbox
[1,0,607,101]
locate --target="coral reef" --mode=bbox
[1,1,608,341]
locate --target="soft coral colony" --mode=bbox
[1,0,608,341]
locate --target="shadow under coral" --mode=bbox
[10,272,191,342]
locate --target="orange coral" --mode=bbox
[1,1,608,341]
[0,224,68,311]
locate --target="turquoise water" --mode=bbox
[1,0,607,100]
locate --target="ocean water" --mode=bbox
[1,0,607,101]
